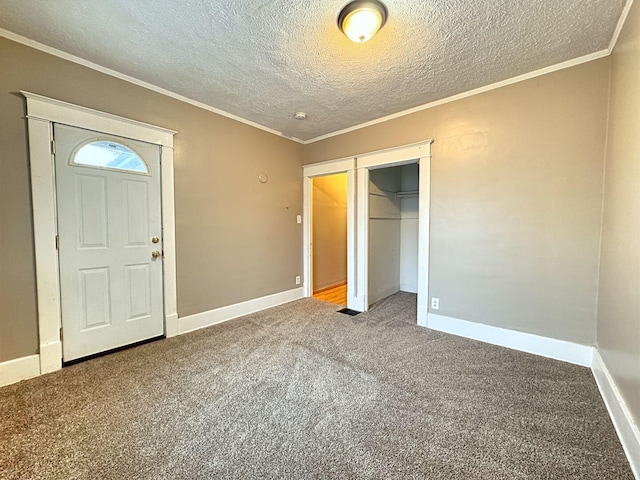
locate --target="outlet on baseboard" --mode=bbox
[430,297,440,310]
[295,275,301,285]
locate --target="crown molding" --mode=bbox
[0,28,304,144]
[2,2,633,148]
[303,49,610,144]
[609,0,635,54]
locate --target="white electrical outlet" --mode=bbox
[295,275,301,285]
[430,297,440,310]
[296,215,302,224]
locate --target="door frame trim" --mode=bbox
[302,140,432,318]
[22,91,178,374]
[302,157,357,309]
[354,140,432,318]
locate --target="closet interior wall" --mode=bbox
[399,163,420,293]
[368,163,419,306]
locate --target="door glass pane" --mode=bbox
[73,141,149,174]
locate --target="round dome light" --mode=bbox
[338,0,388,43]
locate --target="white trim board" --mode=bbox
[0,28,303,144]
[0,355,40,387]
[592,350,640,479]
[302,157,356,177]
[352,142,432,316]
[24,91,176,144]
[609,0,635,53]
[426,313,594,366]
[302,160,357,308]
[303,141,432,314]
[355,140,433,169]
[178,288,304,335]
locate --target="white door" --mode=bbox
[54,124,164,361]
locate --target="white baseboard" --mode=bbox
[178,287,304,335]
[39,341,62,374]
[0,355,40,387]
[165,312,179,338]
[592,350,640,479]
[0,289,304,386]
[426,313,594,366]
[417,305,428,327]
[349,293,367,313]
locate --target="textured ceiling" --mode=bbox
[0,0,627,141]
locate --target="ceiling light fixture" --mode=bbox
[294,112,307,120]
[338,0,388,43]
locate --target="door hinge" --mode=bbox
[51,140,56,155]
[59,327,63,341]
[55,235,59,250]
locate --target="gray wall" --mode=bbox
[399,164,419,293]
[312,174,347,291]
[369,164,420,301]
[0,37,304,362]
[369,167,402,305]
[597,1,640,430]
[305,59,610,345]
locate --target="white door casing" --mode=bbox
[55,124,164,361]
[302,158,357,310]
[303,141,432,320]
[355,141,432,321]
[24,92,177,373]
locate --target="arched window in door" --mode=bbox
[72,140,149,175]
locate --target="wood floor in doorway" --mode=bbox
[313,283,347,306]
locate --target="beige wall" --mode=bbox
[0,37,303,362]
[0,27,630,373]
[597,1,640,428]
[312,174,347,291]
[305,59,610,345]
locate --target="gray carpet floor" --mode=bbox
[0,292,633,479]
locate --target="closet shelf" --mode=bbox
[395,190,419,198]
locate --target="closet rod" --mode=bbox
[395,190,419,198]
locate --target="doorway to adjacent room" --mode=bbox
[303,141,432,322]
[311,173,348,306]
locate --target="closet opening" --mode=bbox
[304,139,431,318]
[311,173,348,306]
[367,162,419,308]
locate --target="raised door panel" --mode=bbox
[125,264,151,321]
[75,174,109,249]
[122,179,150,247]
[79,267,111,329]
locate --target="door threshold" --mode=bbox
[62,335,165,367]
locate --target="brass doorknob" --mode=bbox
[151,250,162,258]
[151,236,160,244]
